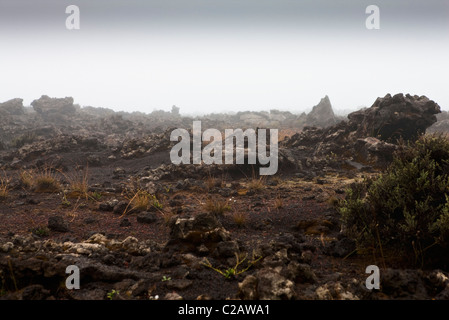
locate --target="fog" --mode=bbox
[1,0,448,115]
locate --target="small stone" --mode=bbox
[113,201,129,215]
[87,155,101,166]
[166,279,193,291]
[324,238,356,258]
[302,195,315,201]
[164,292,183,300]
[48,215,69,233]
[83,217,98,225]
[238,275,259,300]
[214,241,239,258]
[99,199,118,212]
[197,244,209,255]
[120,218,131,227]
[1,242,14,253]
[136,212,158,224]
[21,284,51,300]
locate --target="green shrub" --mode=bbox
[338,134,449,267]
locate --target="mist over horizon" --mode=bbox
[1,0,448,115]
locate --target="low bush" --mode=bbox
[338,134,449,267]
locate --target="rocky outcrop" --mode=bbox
[282,93,441,169]
[167,212,231,254]
[0,98,25,116]
[31,95,77,119]
[348,93,440,142]
[427,111,449,134]
[306,96,337,128]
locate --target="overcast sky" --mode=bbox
[0,0,448,115]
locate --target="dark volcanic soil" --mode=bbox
[0,146,377,300]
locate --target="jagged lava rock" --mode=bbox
[0,98,25,116]
[306,95,337,128]
[31,95,76,116]
[348,93,440,142]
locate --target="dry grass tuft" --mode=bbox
[274,195,283,209]
[19,169,34,189]
[203,198,231,216]
[130,190,151,212]
[33,167,61,193]
[19,166,61,193]
[122,188,164,216]
[205,176,218,191]
[62,167,90,200]
[247,176,266,191]
[231,211,248,227]
[0,171,10,200]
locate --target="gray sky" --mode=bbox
[1,0,448,114]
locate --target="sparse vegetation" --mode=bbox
[28,166,61,193]
[19,166,61,193]
[130,190,151,212]
[338,134,449,267]
[0,172,10,201]
[106,289,120,300]
[231,211,248,227]
[150,194,163,210]
[31,225,50,237]
[327,196,340,208]
[205,175,218,191]
[1,92,447,300]
[19,169,34,189]
[62,167,90,200]
[247,175,266,191]
[123,189,163,215]
[204,197,231,216]
[61,194,71,207]
[202,252,262,279]
[89,191,102,201]
[274,195,283,209]
[161,210,176,226]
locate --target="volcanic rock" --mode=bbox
[348,93,440,142]
[168,212,231,253]
[31,95,76,117]
[48,215,70,233]
[0,98,25,116]
[306,95,337,128]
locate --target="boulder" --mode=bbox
[354,137,397,167]
[168,213,231,253]
[282,93,441,168]
[379,269,429,299]
[31,95,76,116]
[348,93,440,142]
[255,268,296,300]
[315,281,360,300]
[238,267,297,300]
[0,98,25,116]
[136,212,159,224]
[47,215,70,233]
[427,111,449,134]
[238,275,259,300]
